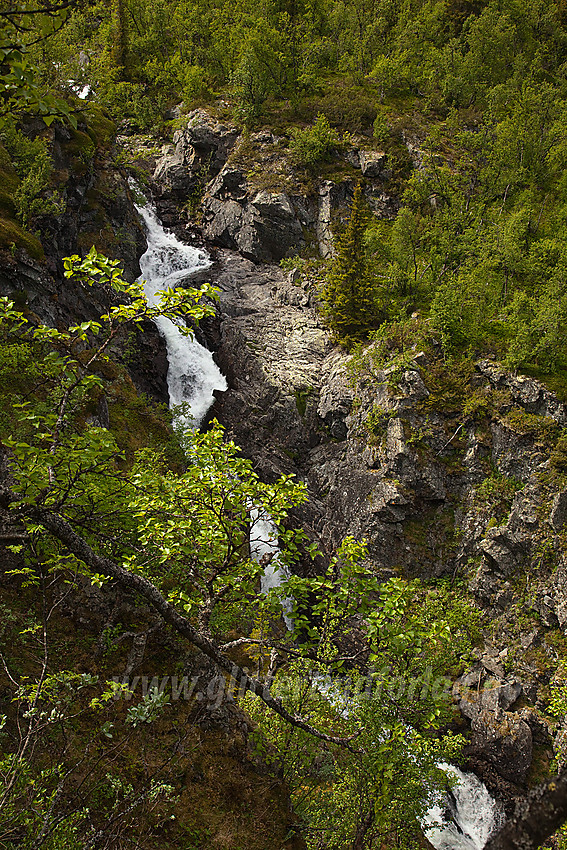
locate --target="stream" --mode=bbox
[135,196,503,849]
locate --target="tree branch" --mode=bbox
[27,503,357,749]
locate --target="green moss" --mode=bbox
[0,143,43,258]
[77,226,119,256]
[0,144,19,216]
[61,127,96,177]
[0,217,44,260]
[475,472,523,524]
[503,409,561,444]
[106,369,184,467]
[365,402,391,445]
[294,385,312,417]
[80,104,116,148]
[550,434,567,473]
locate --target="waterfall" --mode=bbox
[256,550,502,846]
[423,763,503,849]
[134,197,289,622]
[135,198,227,428]
[249,508,294,630]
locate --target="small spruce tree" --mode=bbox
[324,182,379,346]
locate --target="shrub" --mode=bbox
[289,113,341,167]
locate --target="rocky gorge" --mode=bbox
[2,105,567,843]
[146,110,567,815]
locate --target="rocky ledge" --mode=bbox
[151,109,398,263]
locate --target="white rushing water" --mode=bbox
[423,763,502,849]
[135,199,227,428]
[249,508,294,630]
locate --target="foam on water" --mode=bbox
[135,199,227,428]
[249,508,294,630]
[422,762,503,849]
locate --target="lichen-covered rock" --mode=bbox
[359,150,387,178]
[477,359,567,425]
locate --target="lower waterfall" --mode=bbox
[423,763,503,849]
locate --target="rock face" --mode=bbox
[202,173,306,262]
[154,108,239,205]
[151,111,399,263]
[0,120,169,402]
[38,122,146,283]
[210,251,341,477]
[207,250,567,798]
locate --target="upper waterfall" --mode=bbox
[135,198,227,429]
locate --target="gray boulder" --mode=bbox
[359,150,387,178]
[202,169,305,263]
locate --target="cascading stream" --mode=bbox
[134,195,503,850]
[249,508,294,630]
[135,198,227,428]
[423,763,503,849]
[251,544,503,849]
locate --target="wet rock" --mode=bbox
[470,713,533,784]
[455,665,531,784]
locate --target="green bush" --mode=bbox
[289,113,341,167]
[0,117,65,227]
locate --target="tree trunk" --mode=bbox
[485,770,567,850]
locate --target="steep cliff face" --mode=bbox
[201,250,567,803]
[0,117,169,403]
[151,109,398,263]
[4,106,565,820]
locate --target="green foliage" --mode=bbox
[0,246,312,844]
[551,434,567,474]
[365,402,390,443]
[0,252,309,645]
[0,116,65,227]
[245,671,462,850]
[289,113,341,167]
[243,567,478,848]
[475,472,523,523]
[324,182,380,345]
[0,668,175,848]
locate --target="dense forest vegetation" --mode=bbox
[3,0,567,848]
[4,0,567,375]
